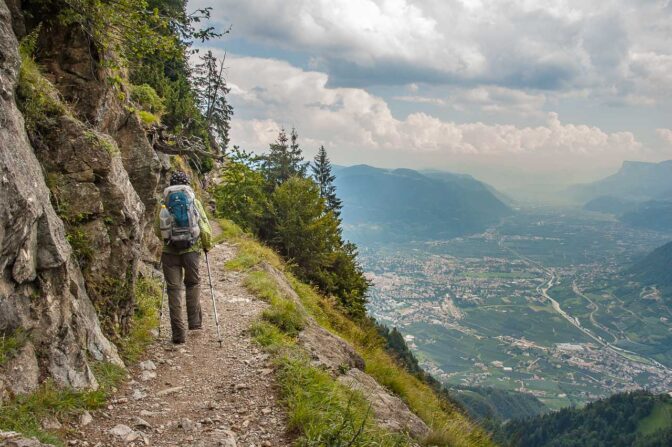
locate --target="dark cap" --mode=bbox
[170,171,190,186]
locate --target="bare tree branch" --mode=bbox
[149,125,226,161]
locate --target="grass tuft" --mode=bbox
[277,352,410,447]
[117,276,162,363]
[249,321,293,350]
[0,329,28,366]
[212,218,246,245]
[244,270,305,336]
[16,32,68,133]
[261,299,305,337]
[216,219,282,271]
[90,361,127,392]
[0,362,125,446]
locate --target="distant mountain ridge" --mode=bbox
[629,241,672,299]
[584,197,672,232]
[575,160,672,232]
[571,160,672,203]
[333,165,512,242]
[620,201,672,232]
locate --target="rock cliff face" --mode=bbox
[0,0,164,401]
[0,0,123,399]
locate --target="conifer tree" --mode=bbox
[193,50,233,150]
[261,127,307,187]
[311,145,342,218]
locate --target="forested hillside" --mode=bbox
[620,201,672,233]
[495,391,672,447]
[332,165,512,242]
[629,241,672,300]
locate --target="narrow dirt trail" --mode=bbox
[68,241,293,447]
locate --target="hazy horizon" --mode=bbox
[194,0,672,192]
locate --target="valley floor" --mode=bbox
[67,242,293,447]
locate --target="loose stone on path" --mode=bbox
[66,242,292,446]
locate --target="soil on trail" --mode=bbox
[68,241,293,447]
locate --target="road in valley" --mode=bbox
[498,237,671,373]
[571,281,619,343]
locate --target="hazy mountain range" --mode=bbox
[333,165,512,243]
[630,241,672,301]
[572,160,672,232]
[571,160,672,203]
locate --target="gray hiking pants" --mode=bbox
[161,251,202,342]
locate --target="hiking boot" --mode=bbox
[172,337,186,345]
[188,325,202,330]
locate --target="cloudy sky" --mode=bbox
[194,0,672,191]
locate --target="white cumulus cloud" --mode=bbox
[222,54,642,160]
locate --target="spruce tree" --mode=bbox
[193,50,234,150]
[261,127,307,187]
[311,145,342,218]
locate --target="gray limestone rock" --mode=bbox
[4,342,39,395]
[338,368,431,439]
[0,431,56,447]
[0,0,121,397]
[298,322,366,373]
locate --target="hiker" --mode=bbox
[156,171,213,344]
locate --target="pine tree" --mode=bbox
[288,127,308,178]
[311,145,342,218]
[193,50,233,150]
[270,177,341,272]
[261,127,307,187]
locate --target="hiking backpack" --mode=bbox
[160,185,201,249]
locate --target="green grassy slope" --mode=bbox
[217,218,495,447]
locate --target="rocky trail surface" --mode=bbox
[66,241,293,447]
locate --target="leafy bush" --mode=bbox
[214,154,269,234]
[130,83,165,115]
[137,110,160,126]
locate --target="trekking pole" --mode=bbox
[158,266,165,339]
[205,251,223,348]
